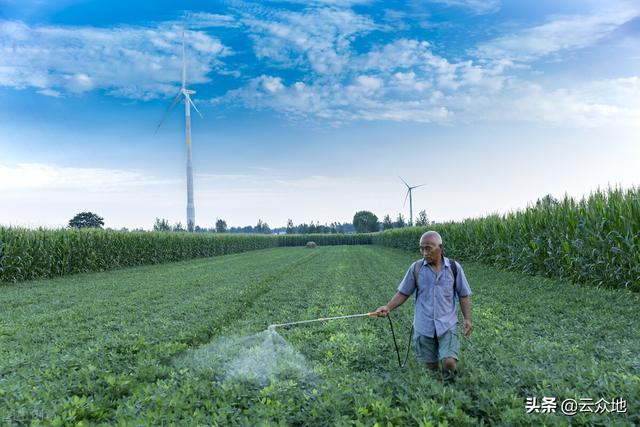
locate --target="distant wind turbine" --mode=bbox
[156,30,203,232]
[399,177,425,226]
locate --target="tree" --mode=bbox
[394,213,406,228]
[153,218,171,231]
[256,219,270,234]
[286,219,294,234]
[353,211,379,233]
[173,222,185,232]
[415,210,429,226]
[215,218,228,233]
[536,194,559,208]
[68,212,104,229]
[382,214,394,230]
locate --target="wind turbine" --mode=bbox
[156,30,203,232]
[399,177,424,226]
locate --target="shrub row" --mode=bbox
[373,187,640,291]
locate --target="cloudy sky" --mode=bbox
[1,0,639,229]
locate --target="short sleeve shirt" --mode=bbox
[397,257,472,338]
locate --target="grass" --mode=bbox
[1,246,638,425]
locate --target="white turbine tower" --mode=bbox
[156,30,202,232]
[399,176,425,226]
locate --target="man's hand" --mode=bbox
[373,293,408,318]
[463,318,473,337]
[373,305,390,317]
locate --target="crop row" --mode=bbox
[0,228,372,283]
[277,233,373,247]
[3,246,638,425]
[373,187,640,291]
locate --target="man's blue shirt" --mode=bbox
[397,257,472,338]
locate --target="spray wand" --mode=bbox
[268,312,376,331]
[267,312,413,368]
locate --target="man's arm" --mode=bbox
[374,292,409,317]
[459,296,473,337]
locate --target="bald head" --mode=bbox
[420,231,442,246]
[419,231,443,265]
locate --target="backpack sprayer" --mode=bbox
[267,312,413,368]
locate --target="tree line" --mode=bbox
[66,210,432,234]
[152,218,356,234]
[353,209,430,232]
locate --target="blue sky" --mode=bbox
[1,0,639,229]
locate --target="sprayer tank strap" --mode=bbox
[413,257,458,300]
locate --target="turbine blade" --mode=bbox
[155,89,183,133]
[403,189,410,207]
[398,176,410,189]
[182,30,186,89]
[188,96,203,118]
[411,184,426,190]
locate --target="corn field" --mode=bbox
[0,229,372,283]
[373,187,640,291]
[2,187,636,289]
[277,233,373,247]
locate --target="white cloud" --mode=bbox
[458,77,640,127]
[36,88,62,97]
[3,3,637,128]
[475,8,640,62]
[66,73,94,93]
[0,163,166,191]
[357,39,431,72]
[0,20,230,99]
[353,75,383,92]
[392,72,430,92]
[220,26,513,124]
[266,0,373,6]
[243,7,376,76]
[218,4,521,123]
[216,3,640,128]
[0,163,355,195]
[182,12,239,28]
[0,163,390,229]
[226,68,640,127]
[261,75,285,93]
[429,0,500,15]
[225,72,454,123]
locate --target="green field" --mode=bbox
[1,246,638,426]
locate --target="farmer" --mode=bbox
[373,231,472,375]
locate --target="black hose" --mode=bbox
[387,313,413,368]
